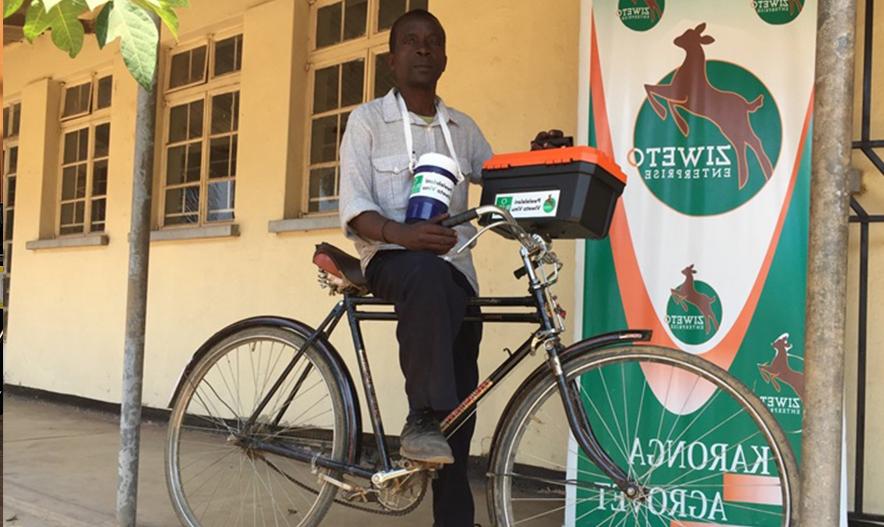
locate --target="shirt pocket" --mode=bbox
[372,154,412,213]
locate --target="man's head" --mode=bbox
[388,9,447,91]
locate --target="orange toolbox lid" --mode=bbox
[483,146,626,184]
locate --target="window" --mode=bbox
[3,102,21,248]
[162,32,242,227]
[57,75,113,235]
[304,0,424,214]
[61,74,113,120]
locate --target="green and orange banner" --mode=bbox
[574,0,815,524]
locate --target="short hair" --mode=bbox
[388,9,446,53]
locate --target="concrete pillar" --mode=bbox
[801,0,858,525]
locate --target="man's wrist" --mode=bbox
[382,220,403,245]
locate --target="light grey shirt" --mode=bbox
[339,89,493,294]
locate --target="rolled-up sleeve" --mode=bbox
[339,108,383,240]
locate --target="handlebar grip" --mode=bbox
[514,260,539,279]
[441,209,479,228]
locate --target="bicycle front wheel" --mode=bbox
[488,345,798,527]
[166,325,350,527]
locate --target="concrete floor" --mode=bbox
[2,395,491,526]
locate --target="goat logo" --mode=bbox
[666,264,722,345]
[754,0,805,24]
[631,23,782,215]
[758,333,805,400]
[618,0,665,31]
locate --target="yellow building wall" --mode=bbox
[846,0,884,514]
[4,0,581,459]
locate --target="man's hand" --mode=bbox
[386,214,458,255]
[531,129,574,150]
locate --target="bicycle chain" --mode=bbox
[260,456,427,517]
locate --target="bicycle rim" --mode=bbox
[166,326,347,527]
[490,345,798,527]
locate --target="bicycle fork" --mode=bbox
[545,341,645,500]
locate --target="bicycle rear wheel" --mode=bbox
[166,325,350,527]
[488,345,798,527]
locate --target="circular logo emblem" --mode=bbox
[632,61,782,216]
[753,0,805,24]
[617,0,665,31]
[543,195,556,213]
[666,266,722,345]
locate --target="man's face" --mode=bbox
[389,17,447,90]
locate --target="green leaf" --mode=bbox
[94,0,110,47]
[132,0,175,37]
[111,0,158,89]
[163,0,187,6]
[23,0,52,41]
[48,0,87,57]
[4,0,25,19]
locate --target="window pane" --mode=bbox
[5,210,13,240]
[64,130,79,164]
[309,167,336,200]
[8,145,18,174]
[3,107,8,138]
[214,35,243,76]
[230,135,238,176]
[310,116,338,164]
[191,46,207,83]
[166,146,187,185]
[91,198,106,229]
[12,104,20,135]
[189,100,204,139]
[62,166,78,200]
[164,186,200,224]
[344,0,367,40]
[410,0,428,11]
[207,180,235,220]
[169,104,188,142]
[75,200,85,223]
[76,164,87,198]
[378,0,406,30]
[186,142,202,182]
[374,52,395,98]
[78,128,89,161]
[313,65,339,113]
[7,175,15,206]
[209,136,232,178]
[94,123,110,157]
[308,198,339,213]
[97,76,112,109]
[93,160,108,196]
[170,51,190,88]
[63,82,91,117]
[211,92,236,134]
[60,202,76,225]
[316,2,342,48]
[341,59,365,107]
[339,112,350,147]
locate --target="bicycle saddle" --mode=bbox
[313,243,369,294]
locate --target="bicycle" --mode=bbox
[164,204,799,527]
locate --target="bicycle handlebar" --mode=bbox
[440,209,479,228]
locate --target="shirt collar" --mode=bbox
[381,88,459,126]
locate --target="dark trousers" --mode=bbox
[366,250,482,527]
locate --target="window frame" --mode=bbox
[54,71,113,237]
[303,0,420,216]
[160,27,243,229]
[3,99,21,250]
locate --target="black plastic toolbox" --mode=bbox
[479,146,627,239]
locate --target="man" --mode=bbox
[338,9,490,526]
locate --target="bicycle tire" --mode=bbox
[487,344,799,527]
[166,325,350,527]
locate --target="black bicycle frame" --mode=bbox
[243,290,648,491]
